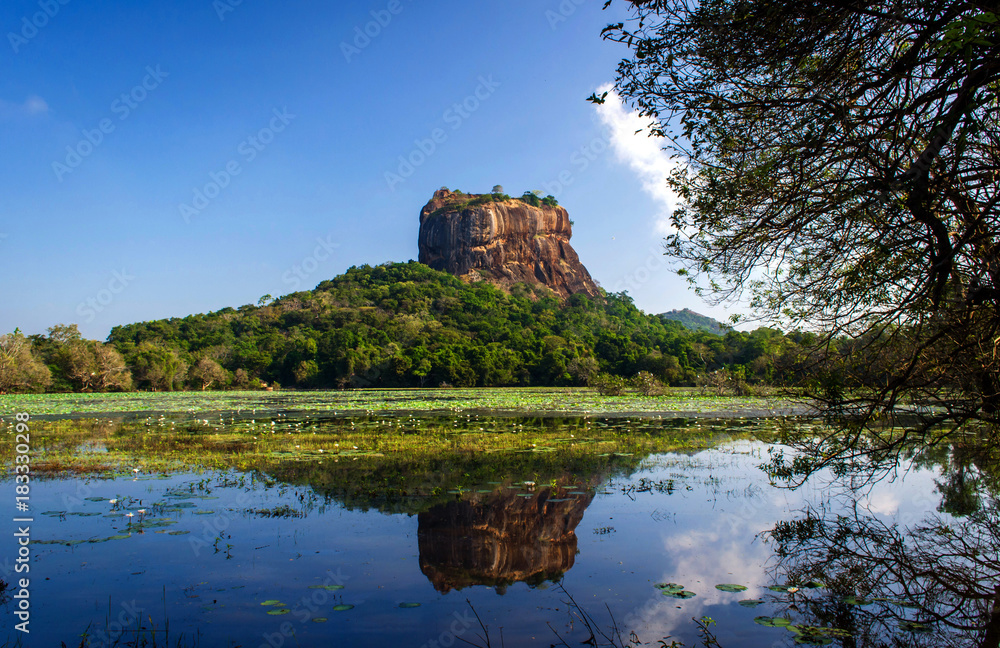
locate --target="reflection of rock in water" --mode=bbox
[418,487,594,594]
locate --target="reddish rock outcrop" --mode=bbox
[418,189,600,298]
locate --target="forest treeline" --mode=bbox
[1,261,822,394]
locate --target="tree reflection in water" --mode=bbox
[766,441,1000,647]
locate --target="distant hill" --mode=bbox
[659,309,727,334]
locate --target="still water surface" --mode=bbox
[1,413,991,647]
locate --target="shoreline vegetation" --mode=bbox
[0,262,824,397]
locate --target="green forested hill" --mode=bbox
[5,262,812,393]
[108,262,707,389]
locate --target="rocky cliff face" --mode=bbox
[418,189,600,298]
[417,487,593,594]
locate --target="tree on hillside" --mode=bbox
[46,325,131,392]
[0,331,51,393]
[188,357,228,391]
[129,342,187,391]
[93,344,133,391]
[599,1,1000,442]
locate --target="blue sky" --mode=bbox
[1,0,745,340]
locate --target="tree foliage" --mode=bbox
[188,357,228,391]
[5,265,826,394]
[42,325,132,392]
[102,262,809,391]
[600,0,1000,430]
[129,342,187,391]
[0,330,51,393]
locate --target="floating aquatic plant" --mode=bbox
[754,616,792,627]
[898,620,932,633]
[654,584,697,599]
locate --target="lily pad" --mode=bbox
[802,580,825,589]
[787,625,851,645]
[654,583,686,594]
[398,602,421,608]
[738,599,765,608]
[261,600,283,606]
[308,585,344,591]
[267,609,290,615]
[898,620,932,632]
[662,590,697,599]
[754,616,793,627]
[332,604,354,611]
[842,596,872,606]
[767,585,792,593]
[312,617,328,623]
[85,497,106,502]
[715,584,748,592]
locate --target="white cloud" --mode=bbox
[861,489,900,516]
[593,84,680,235]
[0,95,50,118]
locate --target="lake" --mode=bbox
[0,389,995,647]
